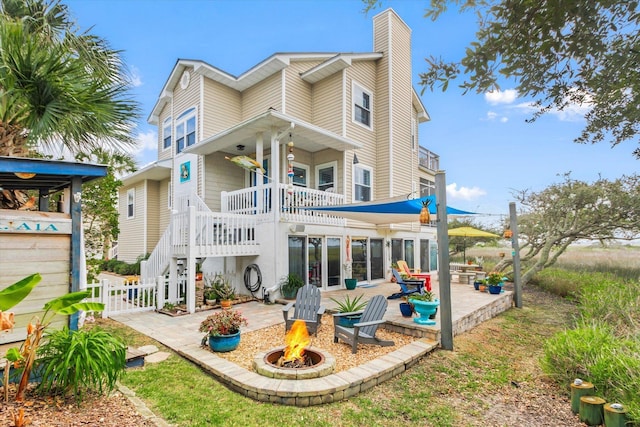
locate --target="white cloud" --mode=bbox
[485,110,508,123]
[485,89,518,105]
[446,183,487,201]
[134,130,157,152]
[129,65,143,87]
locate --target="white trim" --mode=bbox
[315,161,338,192]
[281,69,286,114]
[291,162,309,187]
[351,80,373,131]
[143,180,148,254]
[175,106,198,154]
[342,69,347,137]
[162,116,172,152]
[352,163,373,202]
[387,11,394,197]
[126,188,135,219]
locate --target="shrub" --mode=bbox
[36,327,126,402]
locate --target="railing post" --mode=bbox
[101,279,109,318]
[156,275,165,310]
[140,260,148,282]
[187,205,197,314]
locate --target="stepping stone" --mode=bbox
[145,351,170,364]
[138,345,159,355]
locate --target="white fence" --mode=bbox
[85,277,167,317]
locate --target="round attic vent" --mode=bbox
[180,71,190,89]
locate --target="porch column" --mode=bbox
[271,128,281,222]
[256,132,264,214]
[187,205,197,314]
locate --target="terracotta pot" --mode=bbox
[220,299,232,309]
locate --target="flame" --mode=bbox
[283,319,310,362]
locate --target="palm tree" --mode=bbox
[0,0,139,157]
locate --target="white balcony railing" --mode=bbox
[222,184,345,226]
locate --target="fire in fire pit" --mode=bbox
[279,319,311,367]
[253,319,336,379]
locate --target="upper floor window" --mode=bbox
[353,82,372,128]
[163,117,172,150]
[292,163,309,187]
[420,178,435,197]
[316,161,337,192]
[127,188,135,219]
[176,107,196,154]
[353,164,372,202]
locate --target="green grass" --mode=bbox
[108,285,578,427]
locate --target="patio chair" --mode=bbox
[282,284,325,335]
[387,269,423,299]
[397,260,432,291]
[333,294,393,354]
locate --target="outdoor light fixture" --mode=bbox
[14,172,36,179]
[353,154,359,164]
[236,144,245,151]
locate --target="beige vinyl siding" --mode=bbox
[0,232,70,340]
[312,149,343,192]
[242,72,282,119]
[284,61,316,121]
[312,71,343,135]
[388,13,414,196]
[345,62,378,200]
[118,182,146,262]
[373,13,392,199]
[203,152,245,211]
[158,103,173,161]
[202,79,241,139]
[158,178,171,231]
[173,67,200,125]
[145,181,161,255]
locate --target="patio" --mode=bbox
[111,277,513,406]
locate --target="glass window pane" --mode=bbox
[293,166,307,186]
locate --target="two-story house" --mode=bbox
[117,8,441,313]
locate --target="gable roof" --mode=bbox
[148,52,390,125]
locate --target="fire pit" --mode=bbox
[253,319,335,379]
[254,346,335,379]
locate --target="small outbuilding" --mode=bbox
[0,156,107,345]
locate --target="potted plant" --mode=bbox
[205,272,235,307]
[399,296,414,317]
[279,273,304,299]
[199,309,247,352]
[213,280,235,308]
[203,288,218,305]
[408,291,439,325]
[330,294,367,327]
[486,272,504,294]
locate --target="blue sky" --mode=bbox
[66,0,638,224]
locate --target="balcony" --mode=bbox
[222,183,346,226]
[419,147,439,171]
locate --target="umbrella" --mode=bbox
[447,226,500,263]
[302,195,475,225]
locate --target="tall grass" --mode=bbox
[535,251,640,424]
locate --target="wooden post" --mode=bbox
[436,171,453,351]
[570,380,594,414]
[604,403,628,427]
[579,396,606,426]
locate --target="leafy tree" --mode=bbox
[363,0,640,157]
[496,174,640,284]
[0,0,139,157]
[76,149,136,259]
